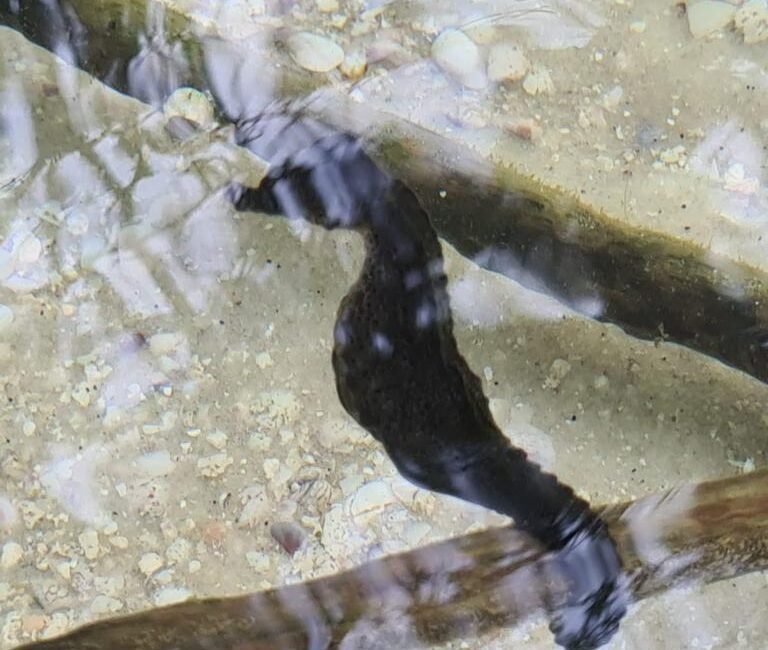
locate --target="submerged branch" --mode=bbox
[2,3,767,383]
[15,469,768,650]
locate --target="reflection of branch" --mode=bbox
[16,469,768,650]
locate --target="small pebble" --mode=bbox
[149,332,183,356]
[78,530,99,560]
[544,358,572,389]
[54,561,71,580]
[602,85,624,112]
[659,145,687,167]
[263,458,280,479]
[136,450,176,477]
[503,117,542,142]
[287,32,344,73]
[21,614,47,634]
[270,521,306,555]
[20,501,44,529]
[163,87,214,129]
[340,50,367,80]
[197,453,234,478]
[71,383,91,407]
[138,552,163,576]
[431,29,487,90]
[166,537,191,563]
[687,0,737,38]
[254,351,273,369]
[206,430,228,450]
[101,520,119,535]
[90,595,124,615]
[1,542,23,569]
[17,234,42,263]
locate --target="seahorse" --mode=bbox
[229,104,628,650]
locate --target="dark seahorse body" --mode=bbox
[230,106,628,649]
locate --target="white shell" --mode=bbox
[431,29,487,90]
[287,32,344,73]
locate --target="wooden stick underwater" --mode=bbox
[14,469,768,650]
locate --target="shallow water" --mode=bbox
[0,1,767,649]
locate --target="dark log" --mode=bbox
[14,469,768,650]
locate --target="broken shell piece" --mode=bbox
[78,530,100,560]
[1,541,23,568]
[287,32,344,73]
[163,87,214,129]
[487,43,529,83]
[503,117,543,142]
[348,479,396,519]
[138,552,163,576]
[735,0,768,43]
[522,67,554,96]
[431,29,487,90]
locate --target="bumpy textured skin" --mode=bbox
[230,105,628,650]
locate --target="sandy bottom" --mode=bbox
[1,6,767,649]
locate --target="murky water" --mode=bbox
[0,1,767,649]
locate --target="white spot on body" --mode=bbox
[404,269,423,290]
[427,258,445,278]
[334,321,351,347]
[415,303,434,328]
[371,332,393,357]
